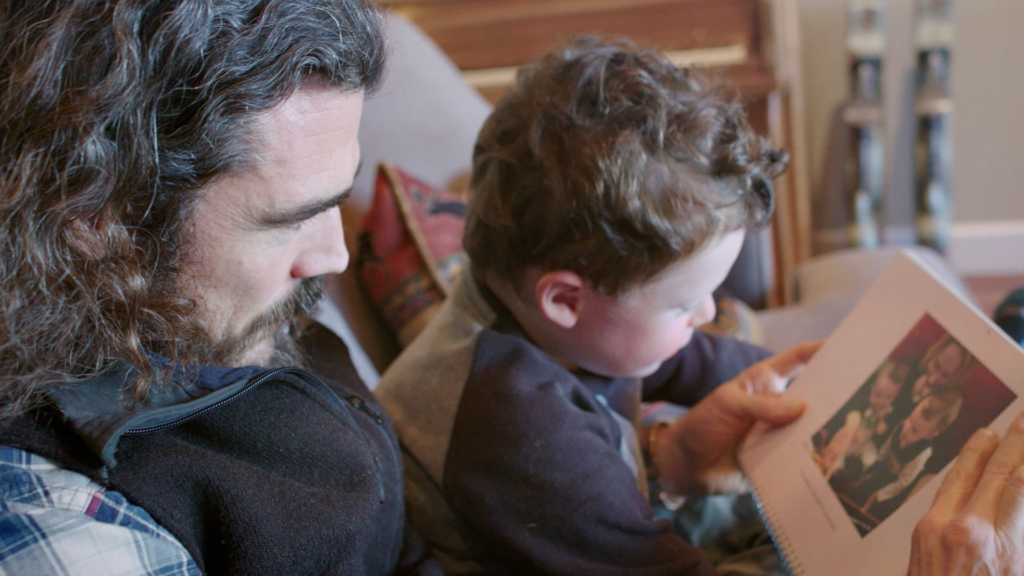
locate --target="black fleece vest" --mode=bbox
[0,326,439,576]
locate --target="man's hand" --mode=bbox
[650,341,822,496]
[909,411,1024,575]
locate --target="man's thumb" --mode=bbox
[740,394,806,425]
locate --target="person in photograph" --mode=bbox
[853,389,963,520]
[893,336,974,420]
[813,360,912,480]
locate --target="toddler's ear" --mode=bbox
[535,270,584,329]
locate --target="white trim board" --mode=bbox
[812,221,1024,277]
[946,220,1024,277]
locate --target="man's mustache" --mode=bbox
[247,277,325,338]
[210,276,325,366]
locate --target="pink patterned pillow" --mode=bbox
[356,162,468,347]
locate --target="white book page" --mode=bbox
[738,250,1024,576]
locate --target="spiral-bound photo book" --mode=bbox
[738,250,1024,576]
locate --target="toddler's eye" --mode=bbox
[677,301,700,314]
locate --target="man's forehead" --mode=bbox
[258,88,362,165]
[192,86,363,228]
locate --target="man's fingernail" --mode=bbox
[1007,412,1024,433]
[783,398,805,412]
[967,428,999,450]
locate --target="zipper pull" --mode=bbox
[345,395,385,425]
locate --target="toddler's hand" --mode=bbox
[651,340,822,495]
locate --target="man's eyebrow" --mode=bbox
[258,187,352,228]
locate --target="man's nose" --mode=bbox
[290,207,349,279]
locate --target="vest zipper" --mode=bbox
[123,367,292,435]
[343,395,388,503]
[121,367,390,503]
[344,395,385,425]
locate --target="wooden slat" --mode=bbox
[463,44,749,88]
[383,0,766,70]
[463,44,778,105]
[467,62,778,106]
[767,0,812,304]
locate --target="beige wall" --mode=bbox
[797,0,1024,237]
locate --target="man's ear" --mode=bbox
[534,270,585,329]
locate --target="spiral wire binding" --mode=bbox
[749,482,804,576]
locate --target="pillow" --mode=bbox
[357,162,468,347]
[697,296,764,346]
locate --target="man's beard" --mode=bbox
[207,277,326,368]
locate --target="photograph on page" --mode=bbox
[804,314,1016,537]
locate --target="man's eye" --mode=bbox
[279,216,314,232]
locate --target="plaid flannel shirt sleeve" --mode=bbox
[0,446,200,576]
